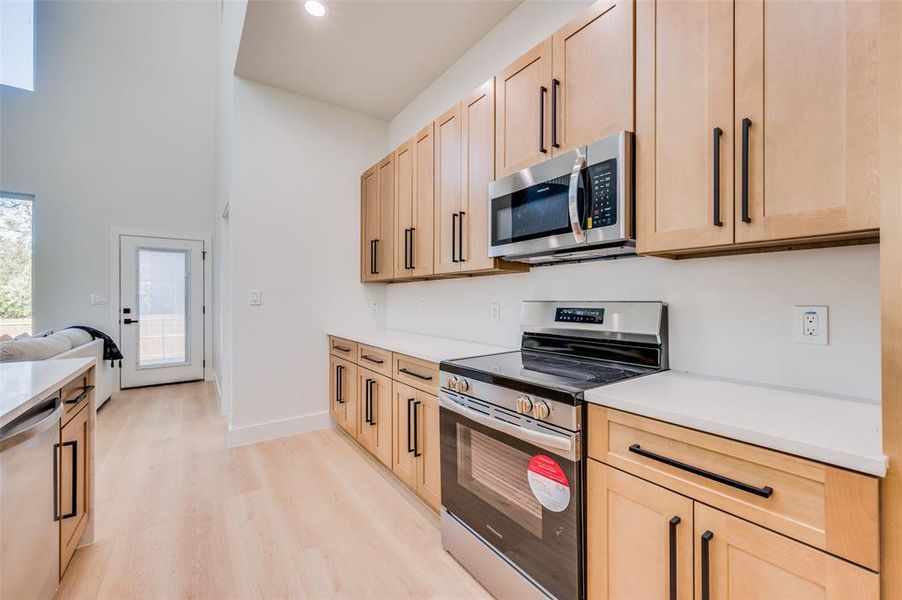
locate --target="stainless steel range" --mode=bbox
[438,301,668,600]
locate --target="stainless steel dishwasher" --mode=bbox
[1,394,62,599]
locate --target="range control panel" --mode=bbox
[586,158,618,229]
[555,307,605,324]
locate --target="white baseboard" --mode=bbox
[227,411,334,448]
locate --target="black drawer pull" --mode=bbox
[628,444,773,498]
[399,368,433,381]
[669,516,680,600]
[64,385,94,405]
[361,355,384,365]
[333,345,351,353]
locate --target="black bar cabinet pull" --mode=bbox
[539,86,548,154]
[457,212,465,262]
[361,354,384,365]
[403,229,410,270]
[628,444,774,498]
[399,368,433,382]
[713,127,723,227]
[364,379,373,424]
[368,380,377,426]
[369,240,375,274]
[61,440,78,519]
[372,239,379,274]
[701,530,714,600]
[741,117,752,223]
[451,213,459,262]
[53,443,60,521]
[336,365,343,403]
[333,345,351,353]
[406,398,416,453]
[412,400,422,457]
[409,227,416,270]
[64,385,94,405]
[551,79,560,148]
[669,516,681,600]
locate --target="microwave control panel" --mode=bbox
[586,158,617,229]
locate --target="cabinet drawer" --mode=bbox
[60,371,93,426]
[357,344,393,377]
[588,406,879,570]
[329,336,358,360]
[392,354,438,395]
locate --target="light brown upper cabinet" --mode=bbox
[394,126,435,279]
[394,140,414,277]
[434,104,464,275]
[552,0,634,155]
[734,0,880,243]
[496,0,634,178]
[360,154,395,282]
[636,0,735,254]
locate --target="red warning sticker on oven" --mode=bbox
[527,455,571,512]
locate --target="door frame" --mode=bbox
[109,227,213,392]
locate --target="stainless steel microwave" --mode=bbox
[488,131,634,264]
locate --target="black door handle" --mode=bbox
[701,530,714,600]
[669,516,681,600]
[628,444,773,498]
[368,380,377,426]
[539,86,548,154]
[741,118,752,223]
[551,79,560,148]
[364,378,372,424]
[406,397,416,453]
[409,227,415,270]
[53,443,60,521]
[713,127,723,227]
[457,212,465,262]
[451,213,459,263]
[403,229,409,270]
[372,239,379,274]
[336,365,344,403]
[61,440,78,519]
[412,400,422,457]
[123,318,138,325]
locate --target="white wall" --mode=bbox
[227,78,388,444]
[384,1,882,401]
[0,0,218,338]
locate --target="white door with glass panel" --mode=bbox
[119,235,204,388]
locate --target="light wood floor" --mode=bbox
[56,382,489,599]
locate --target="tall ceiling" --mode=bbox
[235,0,521,120]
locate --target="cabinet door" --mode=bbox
[374,153,395,280]
[735,0,880,243]
[357,369,392,468]
[360,166,379,282]
[552,0,634,156]
[394,140,414,278]
[636,0,735,254]
[434,105,463,275]
[411,124,435,278]
[587,461,693,600]
[329,355,345,425]
[331,356,357,436]
[392,381,418,489]
[460,79,496,273]
[415,391,441,512]
[59,403,90,577]
[495,38,553,178]
[695,504,879,600]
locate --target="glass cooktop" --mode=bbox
[446,350,654,396]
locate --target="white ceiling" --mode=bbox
[234,0,520,120]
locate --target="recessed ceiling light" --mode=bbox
[304,0,326,17]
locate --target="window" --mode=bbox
[0,0,34,91]
[0,194,33,337]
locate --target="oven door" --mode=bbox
[439,392,583,600]
[488,148,588,259]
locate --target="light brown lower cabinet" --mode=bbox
[329,355,357,437]
[356,368,392,468]
[391,381,441,512]
[59,403,90,577]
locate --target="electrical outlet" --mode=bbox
[90,293,108,305]
[368,301,379,315]
[249,289,262,306]
[489,303,501,324]
[794,305,828,345]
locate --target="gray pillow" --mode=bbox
[0,333,73,362]
[55,328,93,348]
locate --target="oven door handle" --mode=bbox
[568,153,586,244]
[439,394,573,454]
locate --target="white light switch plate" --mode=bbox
[489,303,500,324]
[368,301,379,315]
[249,289,262,306]
[90,294,108,305]
[794,305,828,345]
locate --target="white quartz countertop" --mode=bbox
[329,328,514,364]
[585,370,887,477]
[0,358,95,428]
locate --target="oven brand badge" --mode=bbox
[527,455,570,512]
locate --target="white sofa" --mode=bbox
[0,328,114,408]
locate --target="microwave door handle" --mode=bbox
[438,393,573,454]
[568,154,586,244]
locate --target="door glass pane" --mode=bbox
[457,425,543,538]
[136,248,189,367]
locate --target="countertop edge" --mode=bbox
[328,330,515,364]
[0,358,96,428]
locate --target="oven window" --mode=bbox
[456,425,543,538]
[492,174,584,246]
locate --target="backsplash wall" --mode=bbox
[384,245,881,401]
